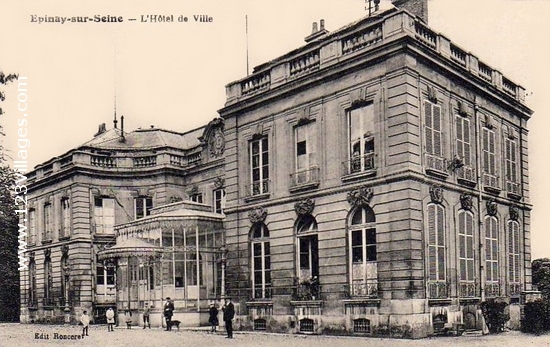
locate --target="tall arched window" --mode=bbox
[458,210,475,297]
[484,216,499,297]
[508,220,521,296]
[251,223,271,299]
[28,259,36,307]
[296,214,319,283]
[427,203,446,298]
[348,206,377,297]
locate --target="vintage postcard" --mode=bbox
[1,0,549,346]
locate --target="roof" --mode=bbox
[81,127,203,151]
[97,237,162,260]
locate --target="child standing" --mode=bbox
[80,310,90,337]
[208,303,218,333]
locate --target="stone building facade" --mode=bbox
[218,5,532,338]
[19,118,226,325]
[20,1,533,338]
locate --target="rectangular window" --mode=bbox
[294,121,318,182]
[43,203,52,241]
[96,266,105,285]
[485,216,499,296]
[94,197,115,234]
[250,137,269,195]
[29,209,36,245]
[508,221,521,295]
[505,138,518,183]
[252,241,271,298]
[190,193,203,204]
[459,211,476,297]
[60,198,71,238]
[427,204,446,282]
[482,128,496,176]
[425,100,443,157]
[213,189,226,214]
[135,197,153,219]
[348,104,375,173]
[455,116,471,166]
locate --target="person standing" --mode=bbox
[222,298,235,339]
[208,303,219,333]
[106,307,115,332]
[143,303,151,329]
[80,310,90,337]
[163,297,174,331]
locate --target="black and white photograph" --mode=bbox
[1,0,550,346]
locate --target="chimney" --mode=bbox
[94,123,106,137]
[392,0,428,24]
[120,115,126,143]
[305,19,329,43]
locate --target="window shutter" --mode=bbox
[463,119,471,165]
[433,105,442,156]
[425,101,433,155]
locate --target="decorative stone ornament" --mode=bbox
[294,198,315,216]
[457,100,469,116]
[427,85,438,103]
[61,244,69,257]
[188,185,199,196]
[44,248,51,259]
[213,177,225,189]
[429,185,444,204]
[460,193,473,211]
[29,251,35,261]
[208,128,225,158]
[251,123,264,140]
[509,205,519,221]
[486,199,498,217]
[484,113,494,129]
[347,186,373,207]
[248,207,268,224]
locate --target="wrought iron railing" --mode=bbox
[483,172,500,190]
[290,167,320,187]
[484,282,501,297]
[344,281,378,298]
[427,281,448,299]
[342,152,376,176]
[425,153,448,175]
[459,281,478,298]
[456,165,476,183]
[247,179,270,197]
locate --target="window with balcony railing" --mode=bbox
[424,100,447,176]
[348,205,378,298]
[508,220,521,296]
[485,216,500,297]
[292,121,319,189]
[482,126,499,191]
[505,136,520,197]
[455,115,475,184]
[427,203,447,299]
[249,137,269,197]
[459,210,476,297]
[345,103,376,177]
[251,222,271,299]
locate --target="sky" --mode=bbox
[1,0,549,258]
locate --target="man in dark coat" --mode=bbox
[222,298,235,338]
[163,297,175,331]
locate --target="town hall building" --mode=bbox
[20,0,534,338]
